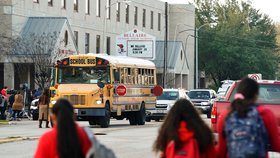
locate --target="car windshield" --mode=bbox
[229,84,280,104]
[157,91,179,100]
[57,67,110,84]
[188,91,210,100]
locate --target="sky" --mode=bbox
[161,0,280,23]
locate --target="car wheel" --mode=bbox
[155,118,160,122]
[136,103,146,125]
[145,117,151,122]
[99,103,110,128]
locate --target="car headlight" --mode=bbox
[201,102,209,106]
[51,100,57,105]
[167,104,174,111]
[96,100,102,104]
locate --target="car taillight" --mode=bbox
[211,103,217,124]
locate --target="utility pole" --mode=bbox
[163,2,168,88]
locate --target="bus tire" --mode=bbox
[136,103,146,125]
[99,103,110,128]
[128,113,137,125]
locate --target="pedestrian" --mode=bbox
[154,99,216,158]
[216,78,280,158]
[1,86,8,97]
[7,90,16,119]
[0,94,7,120]
[34,98,91,158]
[12,91,24,121]
[38,89,50,128]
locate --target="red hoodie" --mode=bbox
[34,125,91,158]
[216,106,280,158]
[165,121,216,158]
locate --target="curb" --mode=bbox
[0,136,39,144]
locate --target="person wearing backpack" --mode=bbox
[154,99,216,158]
[34,98,91,158]
[216,78,280,158]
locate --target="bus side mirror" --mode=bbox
[97,81,105,89]
[114,71,120,82]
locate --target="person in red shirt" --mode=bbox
[216,78,280,158]
[34,98,91,158]
[1,86,8,98]
[154,99,217,158]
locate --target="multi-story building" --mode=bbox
[0,0,195,90]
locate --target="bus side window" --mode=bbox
[138,68,142,85]
[113,69,120,83]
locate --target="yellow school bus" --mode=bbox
[50,54,161,128]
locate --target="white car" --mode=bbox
[146,89,190,121]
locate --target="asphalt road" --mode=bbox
[0,116,279,158]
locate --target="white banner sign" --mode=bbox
[115,29,156,60]
[248,74,262,80]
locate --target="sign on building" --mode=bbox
[248,74,262,80]
[115,29,156,60]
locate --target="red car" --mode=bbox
[211,80,280,132]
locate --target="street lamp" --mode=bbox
[102,0,131,54]
[195,23,212,88]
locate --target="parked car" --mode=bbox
[30,99,39,120]
[217,80,234,99]
[211,80,280,132]
[146,89,189,122]
[188,89,217,118]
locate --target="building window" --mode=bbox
[106,0,111,19]
[106,37,111,55]
[85,0,90,14]
[33,0,39,3]
[64,31,68,46]
[85,33,90,53]
[142,9,146,27]
[74,31,78,47]
[48,0,53,6]
[116,2,120,22]
[61,0,66,9]
[125,4,129,24]
[134,6,138,26]
[96,35,100,54]
[151,11,154,29]
[74,0,78,12]
[96,0,100,17]
[158,13,161,31]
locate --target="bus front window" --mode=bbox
[58,67,110,84]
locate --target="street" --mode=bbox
[0,116,211,158]
[1,116,280,158]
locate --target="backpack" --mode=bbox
[165,139,200,158]
[224,106,268,158]
[83,127,117,158]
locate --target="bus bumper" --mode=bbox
[75,108,105,120]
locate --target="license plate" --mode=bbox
[156,110,166,113]
[74,109,78,114]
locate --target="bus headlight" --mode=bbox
[96,100,102,104]
[51,100,57,105]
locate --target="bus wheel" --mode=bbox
[136,103,146,125]
[128,113,137,125]
[99,103,110,128]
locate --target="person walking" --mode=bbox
[154,99,216,158]
[7,90,15,119]
[34,98,91,158]
[216,78,280,158]
[12,91,24,121]
[38,89,50,128]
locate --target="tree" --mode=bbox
[195,0,279,87]
[8,32,65,89]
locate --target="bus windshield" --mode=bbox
[57,67,110,84]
